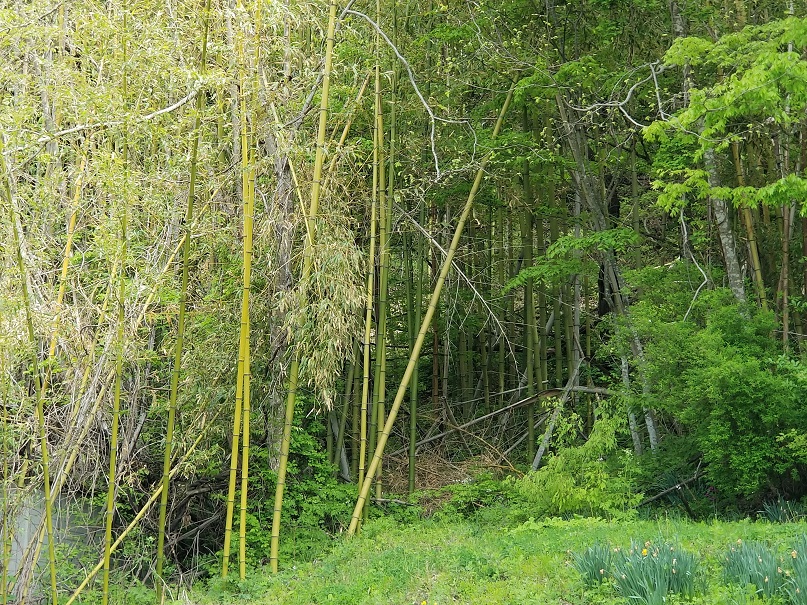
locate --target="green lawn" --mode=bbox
[194,513,807,605]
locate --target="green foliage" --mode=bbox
[434,473,517,520]
[512,414,642,519]
[723,540,784,599]
[506,227,635,291]
[784,535,807,605]
[612,540,698,604]
[573,542,612,586]
[618,270,807,504]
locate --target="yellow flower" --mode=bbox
[793,550,798,559]
[641,548,648,556]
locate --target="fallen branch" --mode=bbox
[638,470,704,507]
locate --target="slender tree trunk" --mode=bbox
[705,148,746,304]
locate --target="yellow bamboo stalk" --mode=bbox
[347,89,513,536]
[268,0,339,573]
[237,172,255,580]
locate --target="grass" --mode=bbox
[190,511,807,605]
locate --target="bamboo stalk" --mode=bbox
[334,342,358,469]
[371,41,390,503]
[347,89,513,536]
[269,0,339,573]
[155,0,211,595]
[101,12,130,599]
[408,205,424,494]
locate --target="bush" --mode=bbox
[512,414,642,519]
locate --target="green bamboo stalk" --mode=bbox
[238,336,252,579]
[334,342,358,469]
[101,19,130,600]
[1,359,9,605]
[221,313,246,577]
[522,126,536,460]
[347,89,513,536]
[155,0,211,595]
[351,354,361,480]
[497,206,506,407]
[269,0,339,573]
[522,208,535,462]
[358,188,376,493]
[371,41,390,503]
[408,204,425,494]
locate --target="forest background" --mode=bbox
[3,0,807,601]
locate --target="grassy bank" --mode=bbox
[192,513,807,605]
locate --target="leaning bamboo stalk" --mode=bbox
[347,89,513,536]
[268,0,339,573]
[64,409,221,605]
[155,0,211,595]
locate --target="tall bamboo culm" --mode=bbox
[101,11,129,603]
[269,0,339,573]
[347,89,514,536]
[222,0,257,578]
[155,0,212,596]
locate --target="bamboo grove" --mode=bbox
[4,0,807,601]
